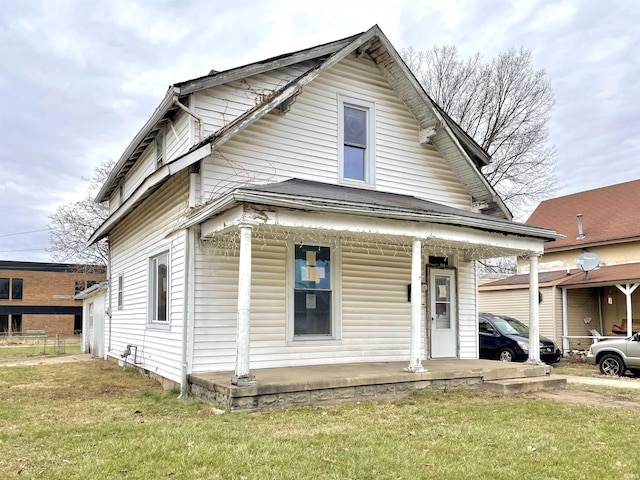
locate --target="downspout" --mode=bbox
[107,238,113,357]
[178,226,192,398]
[173,96,204,142]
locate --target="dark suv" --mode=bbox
[479,313,561,364]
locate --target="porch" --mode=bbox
[189,360,552,411]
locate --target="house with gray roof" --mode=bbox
[89,25,558,394]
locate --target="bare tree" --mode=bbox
[402,46,558,216]
[48,160,114,267]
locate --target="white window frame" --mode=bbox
[147,247,170,328]
[117,273,124,310]
[337,94,376,187]
[286,237,342,344]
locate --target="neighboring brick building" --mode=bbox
[0,261,105,336]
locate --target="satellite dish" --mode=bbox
[576,252,600,279]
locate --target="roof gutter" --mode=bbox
[89,142,212,244]
[181,189,560,241]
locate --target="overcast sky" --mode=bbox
[1,0,638,262]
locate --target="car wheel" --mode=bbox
[498,348,515,362]
[599,354,625,376]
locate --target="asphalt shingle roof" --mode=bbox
[526,179,640,251]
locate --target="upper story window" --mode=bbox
[0,278,9,300]
[338,95,376,186]
[156,130,164,169]
[0,278,23,300]
[11,278,22,300]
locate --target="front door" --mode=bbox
[429,269,457,358]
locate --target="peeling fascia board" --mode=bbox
[187,27,384,155]
[97,35,364,203]
[89,143,212,244]
[181,189,560,242]
[97,88,179,203]
[175,34,361,95]
[370,33,510,220]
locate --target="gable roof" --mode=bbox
[526,179,640,252]
[93,26,514,243]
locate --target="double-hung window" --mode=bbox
[149,251,169,323]
[338,95,376,186]
[292,244,335,337]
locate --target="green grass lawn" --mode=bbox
[1,360,639,479]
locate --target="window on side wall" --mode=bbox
[293,244,333,337]
[149,251,169,323]
[117,273,124,310]
[338,95,376,186]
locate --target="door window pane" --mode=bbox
[434,275,451,329]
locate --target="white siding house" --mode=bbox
[89,26,558,390]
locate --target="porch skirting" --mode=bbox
[189,360,550,411]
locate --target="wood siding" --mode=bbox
[193,63,314,138]
[478,287,561,345]
[199,54,472,209]
[518,242,640,273]
[192,236,427,373]
[107,171,190,383]
[566,289,599,351]
[457,259,478,359]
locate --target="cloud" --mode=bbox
[0,0,638,261]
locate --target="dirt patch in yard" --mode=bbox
[523,386,640,410]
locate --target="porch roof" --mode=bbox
[557,263,640,288]
[480,263,640,290]
[184,178,560,243]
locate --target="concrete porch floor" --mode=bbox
[189,360,552,411]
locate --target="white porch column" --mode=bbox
[526,253,543,365]
[232,224,257,386]
[405,239,426,373]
